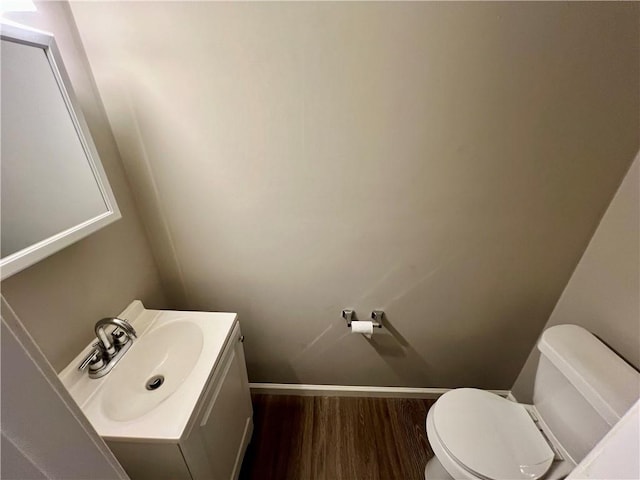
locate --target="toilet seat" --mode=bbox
[428,389,555,480]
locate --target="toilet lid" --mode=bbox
[432,388,554,480]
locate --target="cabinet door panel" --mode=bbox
[181,328,252,480]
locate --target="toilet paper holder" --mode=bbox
[342,309,384,328]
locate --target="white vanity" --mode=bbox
[60,301,253,480]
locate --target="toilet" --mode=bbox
[425,324,640,480]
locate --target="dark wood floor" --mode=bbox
[239,395,435,480]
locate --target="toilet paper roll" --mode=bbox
[351,320,374,339]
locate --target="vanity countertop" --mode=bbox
[59,301,237,441]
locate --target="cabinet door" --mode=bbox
[181,326,253,480]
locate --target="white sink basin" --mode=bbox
[60,301,237,441]
[102,321,204,422]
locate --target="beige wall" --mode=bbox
[512,155,640,402]
[70,2,639,389]
[1,1,167,372]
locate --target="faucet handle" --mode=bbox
[112,327,131,346]
[123,321,137,338]
[78,346,102,372]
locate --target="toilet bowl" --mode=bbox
[424,325,640,480]
[425,389,572,480]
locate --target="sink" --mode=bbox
[101,321,204,422]
[59,300,237,441]
[60,301,253,480]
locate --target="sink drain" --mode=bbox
[146,375,165,391]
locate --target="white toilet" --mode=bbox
[425,324,640,480]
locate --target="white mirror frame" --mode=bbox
[0,22,121,280]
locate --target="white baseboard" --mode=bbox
[249,383,511,399]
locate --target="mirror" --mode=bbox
[1,22,120,280]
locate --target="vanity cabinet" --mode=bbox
[106,323,253,480]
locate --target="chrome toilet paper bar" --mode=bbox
[342,309,384,328]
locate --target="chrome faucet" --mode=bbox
[78,317,137,378]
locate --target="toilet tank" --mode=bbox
[533,324,639,463]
